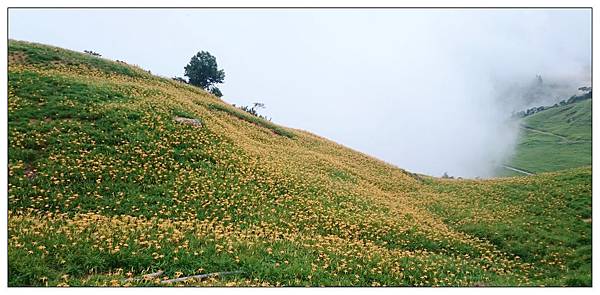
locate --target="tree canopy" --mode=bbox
[184,51,225,91]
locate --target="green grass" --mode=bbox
[207,103,295,138]
[8,39,591,287]
[429,168,592,286]
[507,99,591,174]
[9,40,149,78]
[524,100,591,141]
[510,130,591,173]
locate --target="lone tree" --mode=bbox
[184,51,225,97]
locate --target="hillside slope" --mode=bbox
[504,99,591,175]
[7,40,592,287]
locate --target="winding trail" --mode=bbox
[503,123,591,177]
[520,125,591,143]
[502,165,534,176]
[520,125,570,141]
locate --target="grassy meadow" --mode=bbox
[505,99,591,175]
[7,40,592,287]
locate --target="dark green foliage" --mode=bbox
[514,89,591,118]
[83,50,102,57]
[184,51,225,90]
[240,105,259,116]
[566,90,592,104]
[209,86,223,97]
[441,172,454,179]
[238,103,272,121]
[172,76,188,84]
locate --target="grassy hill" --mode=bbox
[501,99,591,176]
[7,40,592,287]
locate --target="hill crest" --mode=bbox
[7,40,592,286]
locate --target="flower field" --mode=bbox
[7,40,592,286]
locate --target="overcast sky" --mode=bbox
[9,9,591,177]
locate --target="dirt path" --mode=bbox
[502,165,534,176]
[520,125,591,143]
[520,125,570,141]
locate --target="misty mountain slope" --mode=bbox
[7,40,591,287]
[507,99,591,174]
